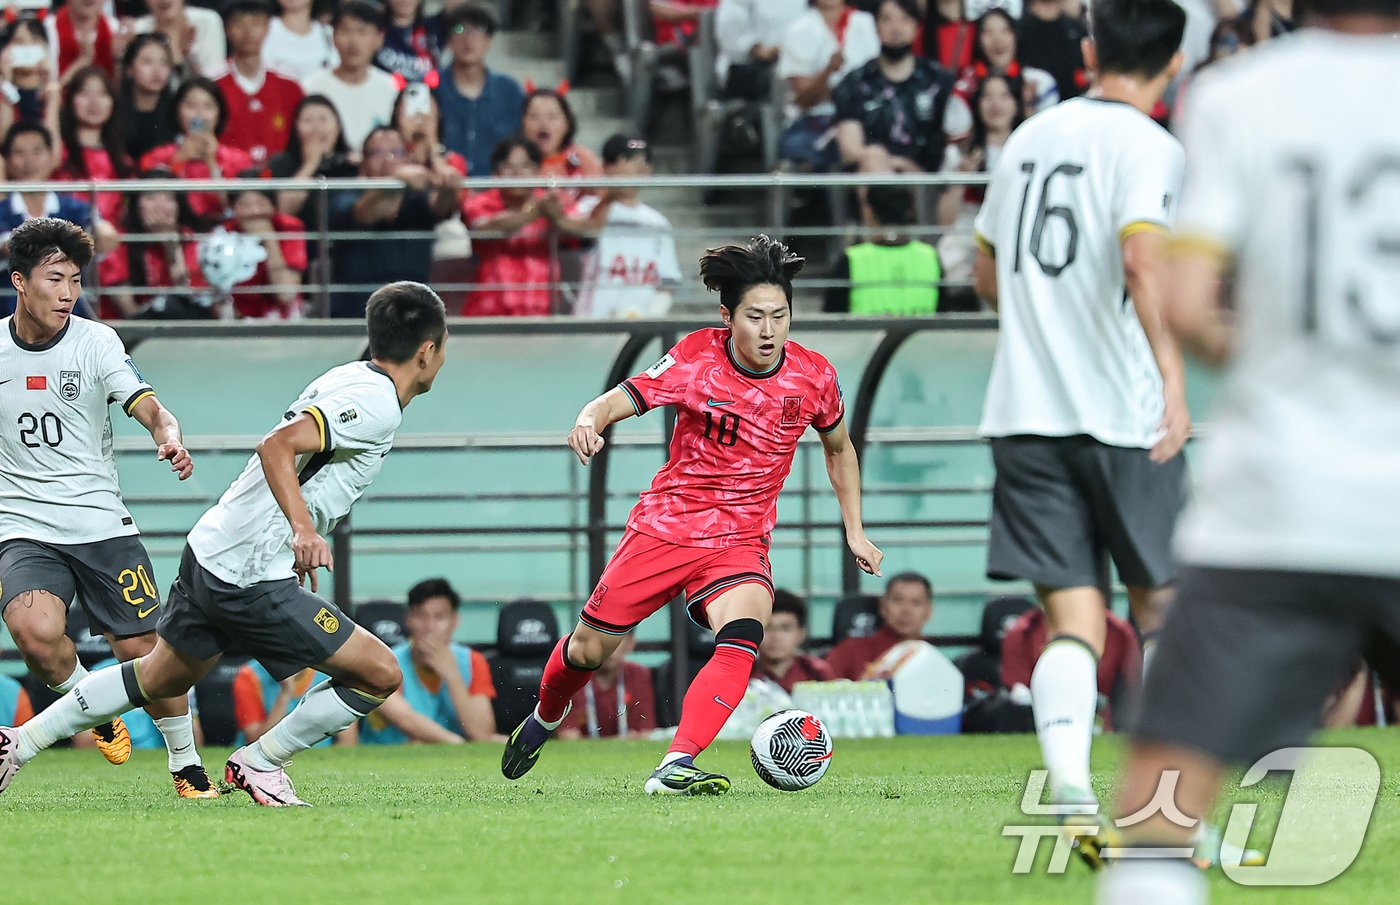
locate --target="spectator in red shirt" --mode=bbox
[559,632,657,739]
[97,169,210,320]
[139,76,255,227]
[650,0,718,46]
[462,135,587,317]
[214,0,304,165]
[826,571,933,680]
[392,82,468,177]
[54,66,135,226]
[223,177,307,319]
[49,0,120,81]
[923,0,974,71]
[999,607,1141,730]
[753,589,835,694]
[522,87,602,201]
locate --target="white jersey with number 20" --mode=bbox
[975,97,1184,449]
[1172,33,1400,578]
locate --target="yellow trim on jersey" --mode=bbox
[1170,233,1234,263]
[1118,221,1169,241]
[122,389,155,417]
[974,232,995,257]
[303,405,329,453]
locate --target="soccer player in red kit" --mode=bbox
[501,235,884,795]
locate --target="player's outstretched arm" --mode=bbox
[130,394,193,480]
[1165,245,1234,369]
[567,387,638,466]
[1123,230,1191,463]
[256,413,334,592]
[818,420,883,577]
[376,691,467,744]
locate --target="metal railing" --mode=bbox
[6,171,991,317]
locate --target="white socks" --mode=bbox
[244,680,367,770]
[50,661,88,694]
[1098,858,1205,905]
[18,663,138,764]
[533,703,567,731]
[153,713,200,771]
[1032,637,1098,801]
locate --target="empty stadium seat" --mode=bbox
[652,613,715,728]
[954,595,1037,699]
[66,605,112,668]
[831,594,881,645]
[487,599,561,731]
[355,600,408,649]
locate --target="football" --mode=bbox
[749,709,833,791]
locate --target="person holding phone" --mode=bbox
[0,18,62,152]
[139,77,254,226]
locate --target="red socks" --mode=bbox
[537,634,596,724]
[669,618,763,758]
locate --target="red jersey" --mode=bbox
[825,626,905,681]
[753,653,835,694]
[224,212,309,319]
[140,143,256,220]
[215,66,304,164]
[1000,608,1141,730]
[560,661,656,738]
[461,189,556,317]
[54,146,127,224]
[618,328,844,547]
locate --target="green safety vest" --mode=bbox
[845,240,941,316]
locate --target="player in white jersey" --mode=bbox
[972,0,1205,865]
[1098,3,1400,902]
[0,281,449,806]
[0,218,218,798]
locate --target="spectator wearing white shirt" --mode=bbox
[776,0,878,170]
[135,0,227,79]
[714,0,805,99]
[262,0,339,81]
[573,134,682,319]
[300,0,398,152]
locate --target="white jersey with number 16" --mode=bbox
[974,97,1185,449]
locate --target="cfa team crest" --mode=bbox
[59,371,80,401]
[313,607,340,634]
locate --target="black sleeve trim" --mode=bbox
[619,379,650,416]
[814,412,845,434]
[122,388,155,418]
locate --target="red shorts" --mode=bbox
[578,529,774,634]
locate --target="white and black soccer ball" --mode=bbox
[750,709,832,791]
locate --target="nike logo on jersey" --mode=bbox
[713,695,735,712]
[137,604,159,619]
[706,399,734,407]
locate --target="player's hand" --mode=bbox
[291,527,333,593]
[418,637,459,677]
[157,442,194,480]
[847,533,883,577]
[567,422,605,465]
[1151,383,1191,463]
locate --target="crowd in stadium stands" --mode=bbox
[0,0,1302,321]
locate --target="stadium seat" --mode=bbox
[66,606,112,668]
[355,600,408,649]
[954,595,1037,700]
[830,594,881,645]
[194,656,250,747]
[487,599,561,731]
[652,613,716,728]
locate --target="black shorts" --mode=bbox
[0,536,162,638]
[158,545,355,681]
[986,435,1185,590]
[1135,566,1400,765]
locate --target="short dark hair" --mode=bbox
[864,184,915,227]
[490,134,542,171]
[222,0,273,23]
[170,76,229,136]
[521,88,578,152]
[361,124,404,158]
[334,0,385,30]
[1090,0,1186,79]
[442,1,499,36]
[601,132,650,165]
[8,217,95,281]
[231,166,276,206]
[771,589,809,629]
[3,120,52,156]
[365,281,447,363]
[886,571,933,599]
[407,577,461,611]
[878,0,921,22]
[700,234,804,313]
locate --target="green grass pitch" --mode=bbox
[4,731,1395,905]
